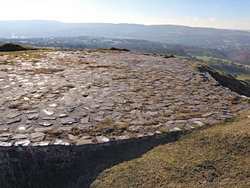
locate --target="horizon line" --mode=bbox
[0,19,249,31]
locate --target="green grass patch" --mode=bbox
[91,108,250,188]
[194,55,250,80]
[195,55,250,69]
[237,74,250,80]
[0,51,48,60]
[197,62,250,97]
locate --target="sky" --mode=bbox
[1,0,250,30]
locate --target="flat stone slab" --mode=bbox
[0,50,249,145]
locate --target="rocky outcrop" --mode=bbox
[197,63,250,97]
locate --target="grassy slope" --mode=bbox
[238,74,250,80]
[195,56,250,80]
[177,55,250,80]
[91,109,250,188]
[194,55,250,70]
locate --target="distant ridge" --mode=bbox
[0,20,250,48]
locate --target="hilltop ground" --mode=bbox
[0,47,249,145]
[0,45,250,187]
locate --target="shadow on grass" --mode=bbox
[0,130,188,188]
[67,131,188,188]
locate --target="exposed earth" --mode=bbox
[0,49,249,146]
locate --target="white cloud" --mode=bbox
[209,17,216,22]
[193,17,199,22]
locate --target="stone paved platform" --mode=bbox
[0,50,249,146]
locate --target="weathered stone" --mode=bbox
[7,113,22,119]
[194,121,204,126]
[68,134,78,140]
[35,141,50,146]
[202,112,215,118]
[43,110,54,116]
[0,133,12,137]
[147,132,154,136]
[29,132,45,142]
[67,107,75,113]
[96,136,110,143]
[59,114,69,118]
[42,116,57,120]
[0,133,11,141]
[14,139,30,146]
[136,133,148,138]
[175,120,188,124]
[104,102,115,107]
[12,134,27,140]
[78,124,92,128]
[61,118,77,125]
[129,125,144,132]
[145,111,159,117]
[27,114,39,120]
[34,127,52,132]
[155,130,162,134]
[81,117,89,124]
[93,116,104,122]
[164,110,175,114]
[49,103,58,107]
[54,139,70,146]
[0,142,12,146]
[76,136,93,145]
[46,94,57,98]
[7,118,21,125]
[169,127,182,132]
[38,122,53,127]
[114,135,130,141]
[57,127,72,131]
[16,124,33,132]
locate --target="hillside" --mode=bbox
[91,108,250,188]
[1,20,250,49]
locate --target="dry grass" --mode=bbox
[18,105,32,110]
[8,102,23,109]
[87,65,114,69]
[130,86,146,92]
[93,117,128,136]
[77,60,92,65]
[25,68,64,74]
[44,129,67,141]
[172,112,203,120]
[91,108,250,188]
[0,51,48,60]
[8,102,32,110]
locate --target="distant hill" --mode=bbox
[0,43,39,51]
[0,20,250,49]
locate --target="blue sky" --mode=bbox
[1,0,250,29]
